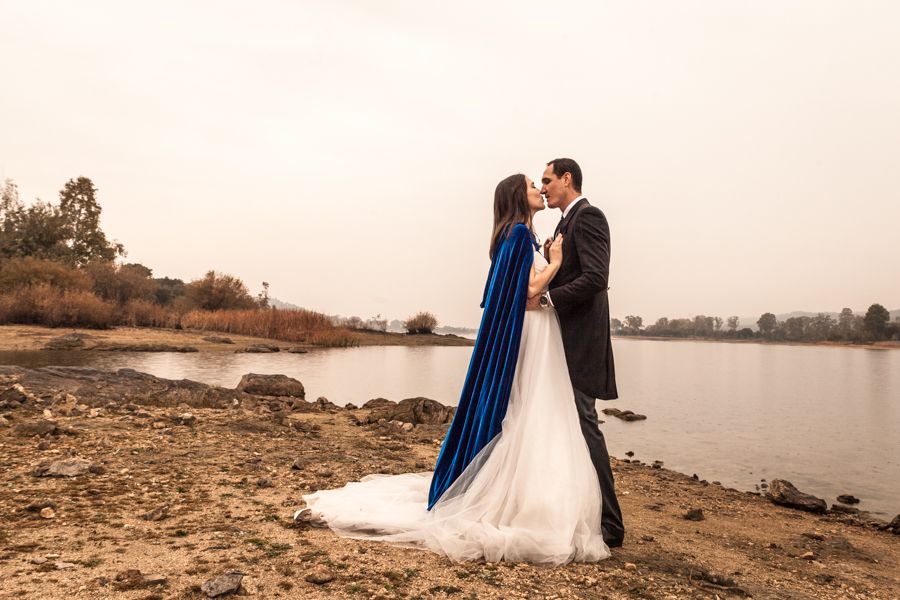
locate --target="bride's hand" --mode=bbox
[549,235,563,265]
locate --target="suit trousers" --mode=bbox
[574,386,625,543]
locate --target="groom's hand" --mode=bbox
[525,294,541,311]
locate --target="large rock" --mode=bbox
[830,503,860,515]
[236,374,305,399]
[12,419,59,437]
[238,344,280,353]
[42,333,91,350]
[880,514,900,535]
[0,366,261,410]
[1,384,32,405]
[366,397,455,425]
[601,408,647,422]
[766,479,827,514]
[362,398,396,410]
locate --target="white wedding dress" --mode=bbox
[301,251,610,565]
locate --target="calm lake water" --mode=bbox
[2,338,898,517]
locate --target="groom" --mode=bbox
[528,158,625,548]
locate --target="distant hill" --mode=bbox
[268,297,303,310]
[738,308,900,331]
[434,325,477,338]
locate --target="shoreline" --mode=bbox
[0,366,897,598]
[614,334,900,350]
[0,324,474,353]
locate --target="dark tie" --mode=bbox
[554,216,565,237]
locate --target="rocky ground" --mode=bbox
[0,366,897,600]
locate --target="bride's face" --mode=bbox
[525,177,545,213]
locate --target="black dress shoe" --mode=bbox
[601,528,624,548]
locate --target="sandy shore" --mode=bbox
[0,366,897,599]
[0,325,473,353]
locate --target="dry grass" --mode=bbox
[181,308,359,347]
[0,285,116,329]
[404,311,438,334]
[118,299,178,328]
[0,284,358,347]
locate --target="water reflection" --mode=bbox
[1,339,898,516]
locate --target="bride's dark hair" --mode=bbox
[490,174,531,258]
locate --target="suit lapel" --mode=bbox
[557,198,589,236]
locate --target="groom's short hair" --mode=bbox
[547,158,582,193]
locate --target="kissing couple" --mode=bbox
[299,158,624,565]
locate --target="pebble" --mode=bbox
[176,412,197,426]
[683,508,705,521]
[33,457,95,477]
[201,572,243,597]
[624,562,638,571]
[305,565,335,584]
[55,562,77,570]
[40,507,55,519]
[141,505,169,521]
[801,551,816,560]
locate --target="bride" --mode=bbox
[299,173,610,566]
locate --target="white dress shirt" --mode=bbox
[562,195,586,221]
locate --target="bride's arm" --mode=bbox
[527,235,563,297]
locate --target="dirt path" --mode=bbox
[0,370,897,599]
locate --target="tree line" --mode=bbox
[612,305,899,343]
[0,177,355,345]
[0,177,266,312]
[0,176,439,342]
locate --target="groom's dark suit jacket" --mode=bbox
[548,198,618,400]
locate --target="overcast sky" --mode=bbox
[2,1,898,327]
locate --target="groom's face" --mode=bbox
[541,164,566,210]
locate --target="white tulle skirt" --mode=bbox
[301,307,609,565]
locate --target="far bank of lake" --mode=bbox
[613,333,900,350]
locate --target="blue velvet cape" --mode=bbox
[427,223,536,509]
